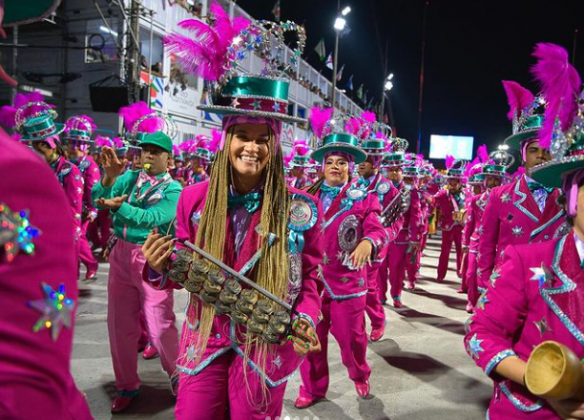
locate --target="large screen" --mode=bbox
[429,135,474,161]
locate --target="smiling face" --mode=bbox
[228,123,271,184]
[324,154,351,187]
[141,144,170,175]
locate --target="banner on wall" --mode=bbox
[140,71,164,110]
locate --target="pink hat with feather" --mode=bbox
[289,139,313,168]
[502,80,546,150]
[530,43,584,196]
[165,2,306,124]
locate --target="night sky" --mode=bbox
[237,0,584,164]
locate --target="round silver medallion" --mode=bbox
[377,182,390,195]
[338,215,362,252]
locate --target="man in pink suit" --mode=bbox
[63,115,100,280]
[433,164,466,282]
[404,163,427,289]
[0,127,93,419]
[378,141,423,308]
[358,133,403,341]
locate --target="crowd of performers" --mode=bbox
[3,3,584,420]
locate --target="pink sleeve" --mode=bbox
[477,192,501,289]
[362,194,389,260]
[462,198,477,247]
[62,169,84,240]
[291,198,324,327]
[464,245,526,376]
[142,190,191,290]
[408,188,422,243]
[84,160,101,216]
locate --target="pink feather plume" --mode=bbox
[309,107,333,139]
[66,115,97,132]
[118,101,163,134]
[208,129,222,154]
[293,139,310,156]
[531,42,582,149]
[163,2,251,81]
[0,91,48,129]
[94,135,114,148]
[513,166,526,181]
[361,111,377,123]
[445,155,456,170]
[179,139,193,151]
[502,80,534,121]
[283,151,294,167]
[477,144,489,163]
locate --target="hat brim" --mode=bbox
[3,0,61,27]
[21,123,66,141]
[139,140,173,155]
[504,129,539,150]
[198,105,306,125]
[311,144,367,164]
[530,156,584,188]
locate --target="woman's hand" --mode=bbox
[142,231,175,274]
[350,240,373,270]
[95,195,128,211]
[547,399,584,420]
[289,318,321,357]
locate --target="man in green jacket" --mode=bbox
[92,132,181,413]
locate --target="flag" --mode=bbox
[367,96,374,109]
[272,0,281,21]
[356,84,363,99]
[336,64,345,82]
[314,38,326,61]
[346,74,354,90]
[325,53,333,70]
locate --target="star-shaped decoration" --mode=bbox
[322,252,330,265]
[476,291,489,310]
[76,187,83,195]
[464,316,474,334]
[74,175,81,181]
[477,226,484,235]
[476,268,482,279]
[28,282,75,341]
[530,263,554,288]
[500,193,511,203]
[252,99,262,110]
[534,317,552,336]
[272,355,283,369]
[512,226,524,237]
[358,278,365,287]
[0,204,41,262]
[320,220,327,234]
[467,333,484,360]
[231,98,240,108]
[272,102,282,112]
[341,276,349,284]
[186,345,198,363]
[336,251,345,261]
[490,269,500,288]
[75,213,81,220]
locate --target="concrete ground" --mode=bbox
[73,235,492,420]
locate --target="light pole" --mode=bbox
[382,73,395,133]
[331,5,351,111]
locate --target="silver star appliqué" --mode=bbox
[231,98,240,108]
[476,292,489,310]
[336,251,345,261]
[467,333,484,360]
[534,317,552,336]
[341,276,349,284]
[530,263,553,287]
[512,226,524,237]
[28,282,75,341]
[186,345,197,363]
[252,99,262,110]
[358,278,365,287]
[490,269,500,288]
[501,193,511,203]
[272,355,283,369]
[322,252,330,265]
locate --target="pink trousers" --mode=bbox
[299,294,370,400]
[466,252,480,306]
[459,251,469,292]
[108,239,179,390]
[365,249,386,330]
[175,350,287,420]
[437,227,463,281]
[378,242,409,302]
[78,220,97,271]
[87,209,111,248]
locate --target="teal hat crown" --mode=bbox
[310,113,369,164]
[505,95,546,150]
[15,102,65,141]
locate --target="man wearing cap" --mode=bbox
[92,131,181,413]
[378,140,422,308]
[358,132,403,341]
[63,115,101,280]
[476,83,566,290]
[433,162,466,283]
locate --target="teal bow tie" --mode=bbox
[357,177,371,188]
[321,184,342,199]
[227,192,262,214]
[527,181,555,195]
